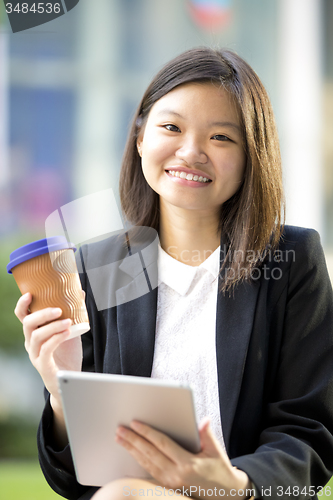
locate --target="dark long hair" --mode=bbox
[119,47,285,292]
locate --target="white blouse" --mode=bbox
[151,245,225,449]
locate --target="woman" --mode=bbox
[15,47,333,500]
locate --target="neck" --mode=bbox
[159,201,221,266]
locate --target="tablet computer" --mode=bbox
[57,371,201,486]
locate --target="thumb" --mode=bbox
[198,417,221,457]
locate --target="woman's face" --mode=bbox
[137,82,246,216]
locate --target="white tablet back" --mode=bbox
[57,371,201,486]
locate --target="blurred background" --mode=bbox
[0,0,332,498]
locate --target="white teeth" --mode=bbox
[167,171,210,183]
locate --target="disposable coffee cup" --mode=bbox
[7,236,90,339]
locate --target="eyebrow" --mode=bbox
[156,110,241,132]
[157,110,183,118]
[210,121,241,133]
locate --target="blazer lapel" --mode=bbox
[116,285,158,377]
[216,275,260,453]
[115,235,159,378]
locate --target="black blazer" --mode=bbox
[37,225,333,500]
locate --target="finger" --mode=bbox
[129,421,190,463]
[115,429,170,481]
[115,433,157,476]
[28,318,72,361]
[82,290,86,299]
[117,426,172,466]
[23,307,62,348]
[198,416,211,432]
[14,293,32,323]
[30,329,71,389]
[23,307,62,336]
[35,326,71,363]
[198,418,223,458]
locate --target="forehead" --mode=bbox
[148,82,240,121]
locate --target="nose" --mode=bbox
[175,136,208,165]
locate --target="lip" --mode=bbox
[164,166,213,181]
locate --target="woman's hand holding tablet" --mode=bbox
[115,418,251,500]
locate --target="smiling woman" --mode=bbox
[136,82,246,268]
[120,48,284,283]
[13,47,333,500]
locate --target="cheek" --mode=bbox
[216,151,246,182]
[140,163,160,196]
[142,127,176,162]
[140,138,167,187]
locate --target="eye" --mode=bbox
[211,134,231,142]
[163,124,181,133]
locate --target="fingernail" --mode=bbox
[130,420,142,430]
[62,319,72,327]
[23,293,30,299]
[198,416,210,431]
[116,427,126,437]
[51,308,62,316]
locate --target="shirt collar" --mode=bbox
[158,245,220,296]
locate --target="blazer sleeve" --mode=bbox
[231,229,333,498]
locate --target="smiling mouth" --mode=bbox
[166,170,212,184]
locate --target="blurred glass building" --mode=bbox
[0,0,332,423]
[0,0,332,243]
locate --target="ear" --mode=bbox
[136,138,143,157]
[136,114,146,157]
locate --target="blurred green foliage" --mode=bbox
[0,460,63,499]
[0,234,42,352]
[0,234,47,462]
[0,417,38,458]
[0,234,48,461]
[0,237,26,351]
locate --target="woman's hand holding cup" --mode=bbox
[15,292,83,402]
[8,237,90,448]
[15,291,83,448]
[8,236,89,412]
